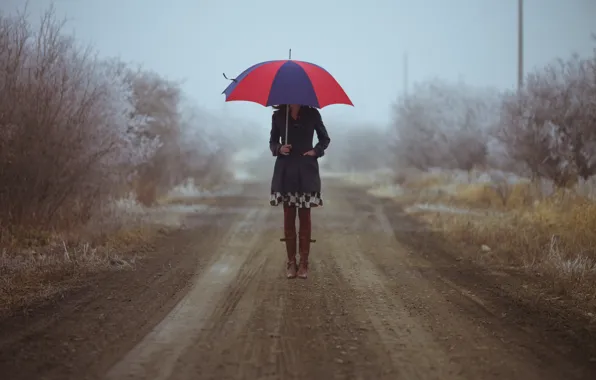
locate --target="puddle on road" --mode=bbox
[209,263,231,275]
[404,203,499,216]
[203,206,263,214]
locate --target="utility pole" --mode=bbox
[518,0,524,90]
[403,51,409,98]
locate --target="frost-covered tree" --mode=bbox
[496,53,596,187]
[0,6,230,225]
[392,80,499,172]
[0,8,158,225]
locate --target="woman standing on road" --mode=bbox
[269,104,331,279]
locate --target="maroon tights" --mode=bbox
[283,206,311,241]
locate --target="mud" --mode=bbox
[1,181,595,380]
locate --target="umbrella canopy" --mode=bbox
[222,60,353,108]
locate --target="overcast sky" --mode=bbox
[3,0,595,127]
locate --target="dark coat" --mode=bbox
[269,106,331,194]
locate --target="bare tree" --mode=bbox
[496,52,596,187]
[392,80,496,172]
[321,124,390,172]
[0,8,148,227]
[0,6,232,230]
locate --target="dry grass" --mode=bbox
[402,172,450,191]
[444,182,540,210]
[0,199,191,316]
[0,229,144,316]
[395,171,596,304]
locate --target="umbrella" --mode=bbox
[222,50,352,143]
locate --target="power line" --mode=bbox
[518,0,524,90]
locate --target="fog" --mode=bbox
[1,0,595,184]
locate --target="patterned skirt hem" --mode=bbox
[270,192,323,208]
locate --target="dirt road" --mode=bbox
[1,180,596,380]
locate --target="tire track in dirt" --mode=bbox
[162,203,406,380]
[163,210,292,379]
[277,241,399,380]
[171,232,283,379]
[73,180,596,380]
[327,233,458,378]
[331,184,592,379]
[231,238,288,380]
[0,221,228,380]
[320,199,460,379]
[368,194,596,379]
[262,207,416,379]
[253,237,401,380]
[104,207,269,380]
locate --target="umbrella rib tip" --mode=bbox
[223,73,237,82]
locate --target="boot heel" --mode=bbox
[287,260,298,279]
[297,237,310,279]
[297,261,308,279]
[284,237,297,279]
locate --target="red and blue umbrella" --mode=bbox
[222,59,353,108]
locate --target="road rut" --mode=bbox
[1,180,595,380]
[104,182,596,380]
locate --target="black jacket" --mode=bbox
[269,107,331,194]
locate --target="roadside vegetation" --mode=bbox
[366,38,596,306]
[0,6,232,314]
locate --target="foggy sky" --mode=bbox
[2,0,595,127]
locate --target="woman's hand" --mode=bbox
[279,144,292,155]
[303,149,317,157]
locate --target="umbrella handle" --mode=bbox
[284,49,291,144]
[285,104,289,145]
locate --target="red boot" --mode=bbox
[297,208,311,279]
[284,206,297,279]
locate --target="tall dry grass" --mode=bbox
[394,171,596,303]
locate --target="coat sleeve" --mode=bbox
[312,109,331,157]
[269,113,282,156]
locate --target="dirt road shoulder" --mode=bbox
[0,211,232,380]
[364,188,596,372]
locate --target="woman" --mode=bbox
[269,104,330,279]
